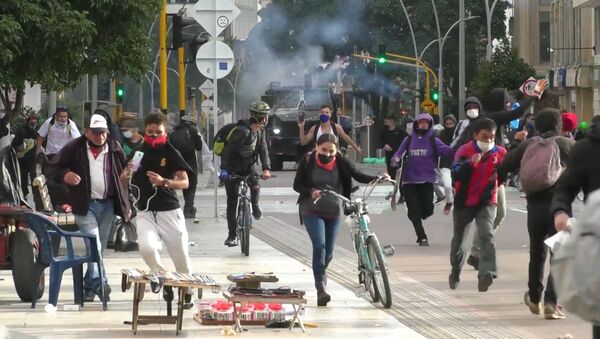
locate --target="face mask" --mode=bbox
[320,114,330,123]
[477,141,495,153]
[466,109,479,119]
[144,134,168,148]
[56,120,68,126]
[318,153,334,164]
[122,130,133,139]
[28,122,37,128]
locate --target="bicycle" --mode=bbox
[228,174,274,256]
[320,177,396,308]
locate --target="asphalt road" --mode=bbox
[253,167,589,339]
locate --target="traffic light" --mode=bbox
[186,86,196,100]
[377,44,387,64]
[170,14,196,50]
[116,81,124,104]
[430,89,439,103]
[187,36,208,63]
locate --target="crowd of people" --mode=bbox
[2,82,598,334]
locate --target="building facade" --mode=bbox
[513,0,597,121]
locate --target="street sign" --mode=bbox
[421,99,435,112]
[190,0,240,37]
[196,40,235,79]
[519,76,537,96]
[201,99,215,114]
[199,79,214,98]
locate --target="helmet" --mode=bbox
[181,114,196,124]
[579,121,590,131]
[249,101,271,118]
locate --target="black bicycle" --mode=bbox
[228,174,274,256]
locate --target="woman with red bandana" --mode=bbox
[293,133,389,306]
[128,113,195,309]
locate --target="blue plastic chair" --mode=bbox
[24,212,108,310]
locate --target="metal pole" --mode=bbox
[212,0,218,218]
[159,0,168,113]
[91,76,98,114]
[178,47,186,115]
[459,0,466,118]
[399,0,420,114]
[139,83,144,118]
[431,0,443,115]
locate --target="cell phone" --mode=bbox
[298,111,305,123]
[131,151,144,171]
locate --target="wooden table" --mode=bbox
[222,292,307,333]
[123,271,220,335]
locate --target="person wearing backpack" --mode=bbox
[36,106,81,168]
[220,101,272,247]
[299,105,362,155]
[391,113,453,246]
[169,114,203,219]
[498,108,574,320]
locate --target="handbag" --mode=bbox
[114,219,139,252]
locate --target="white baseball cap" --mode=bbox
[89,114,108,131]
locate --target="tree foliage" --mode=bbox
[469,43,536,98]
[0,0,161,120]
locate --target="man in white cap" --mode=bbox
[49,114,131,303]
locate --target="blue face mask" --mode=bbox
[320,114,330,123]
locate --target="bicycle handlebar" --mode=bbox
[316,176,395,205]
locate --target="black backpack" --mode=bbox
[169,126,194,154]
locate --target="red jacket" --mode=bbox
[452,141,506,208]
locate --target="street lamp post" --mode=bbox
[485,0,500,61]
[399,0,420,114]
[438,16,479,116]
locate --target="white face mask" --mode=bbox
[477,141,495,153]
[466,109,479,119]
[122,130,133,139]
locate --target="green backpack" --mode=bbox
[213,123,239,156]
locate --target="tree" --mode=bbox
[469,43,536,98]
[0,0,161,121]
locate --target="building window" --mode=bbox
[540,11,551,63]
[539,0,550,5]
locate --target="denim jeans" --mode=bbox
[75,199,114,290]
[302,214,341,288]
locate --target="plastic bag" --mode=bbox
[114,220,138,252]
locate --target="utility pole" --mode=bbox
[178,47,186,116]
[459,0,466,118]
[159,0,168,113]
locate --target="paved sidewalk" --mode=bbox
[0,200,422,338]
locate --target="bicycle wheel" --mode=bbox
[357,234,379,302]
[367,235,392,308]
[240,200,251,256]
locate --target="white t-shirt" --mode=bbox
[87,143,109,200]
[37,118,80,155]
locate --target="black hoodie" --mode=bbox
[551,120,600,216]
[452,94,536,150]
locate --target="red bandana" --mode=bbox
[315,154,336,171]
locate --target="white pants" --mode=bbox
[137,209,192,274]
[435,168,454,204]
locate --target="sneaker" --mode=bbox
[94,284,111,303]
[435,196,445,205]
[467,255,480,270]
[477,272,493,292]
[544,304,566,320]
[224,235,237,247]
[418,239,429,247]
[443,203,453,215]
[163,286,174,302]
[448,271,460,290]
[84,288,96,302]
[252,204,263,220]
[317,290,331,307]
[524,291,542,315]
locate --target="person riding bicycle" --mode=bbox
[220,101,272,247]
[293,133,390,307]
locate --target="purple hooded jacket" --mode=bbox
[392,113,453,184]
